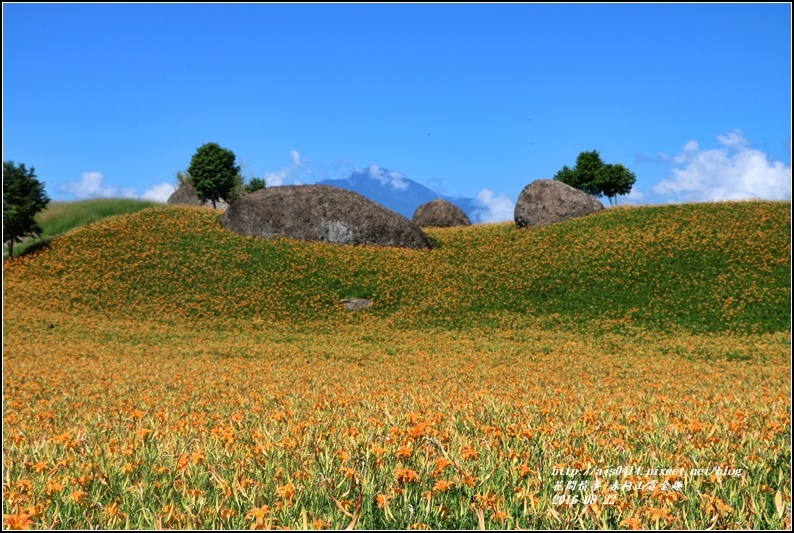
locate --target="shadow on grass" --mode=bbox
[3,237,52,260]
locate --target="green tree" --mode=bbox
[3,161,51,258]
[596,163,636,206]
[228,172,246,204]
[245,177,266,194]
[187,143,241,209]
[175,169,192,186]
[556,150,605,196]
[553,150,635,204]
[552,164,578,189]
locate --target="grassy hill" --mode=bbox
[3,197,158,258]
[3,199,790,530]
[4,200,790,335]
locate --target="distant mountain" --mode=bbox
[316,166,478,222]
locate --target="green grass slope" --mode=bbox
[4,198,158,258]
[3,201,790,335]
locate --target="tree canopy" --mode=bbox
[554,150,636,205]
[3,161,50,258]
[187,143,241,209]
[245,177,266,194]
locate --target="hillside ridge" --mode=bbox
[4,200,790,335]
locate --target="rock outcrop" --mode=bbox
[167,182,229,210]
[514,179,604,228]
[220,185,434,250]
[339,298,373,311]
[412,199,472,228]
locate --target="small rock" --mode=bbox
[340,298,373,311]
[412,199,471,228]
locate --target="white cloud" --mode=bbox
[471,189,515,223]
[386,171,408,191]
[60,171,137,199]
[264,169,289,187]
[60,172,177,203]
[428,176,447,195]
[365,164,409,191]
[60,171,109,198]
[617,188,645,206]
[716,131,748,149]
[653,131,792,202]
[142,183,176,203]
[264,150,304,187]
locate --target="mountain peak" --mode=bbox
[317,167,476,220]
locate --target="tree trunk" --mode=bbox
[6,239,13,259]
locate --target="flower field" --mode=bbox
[3,201,791,529]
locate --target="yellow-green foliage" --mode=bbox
[4,201,790,334]
[3,201,791,529]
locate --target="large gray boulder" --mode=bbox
[167,182,229,211]
[220,185,434,250]
[412,199,471,228]
[514,179,605,228]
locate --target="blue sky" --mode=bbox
[3,3,791,222]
